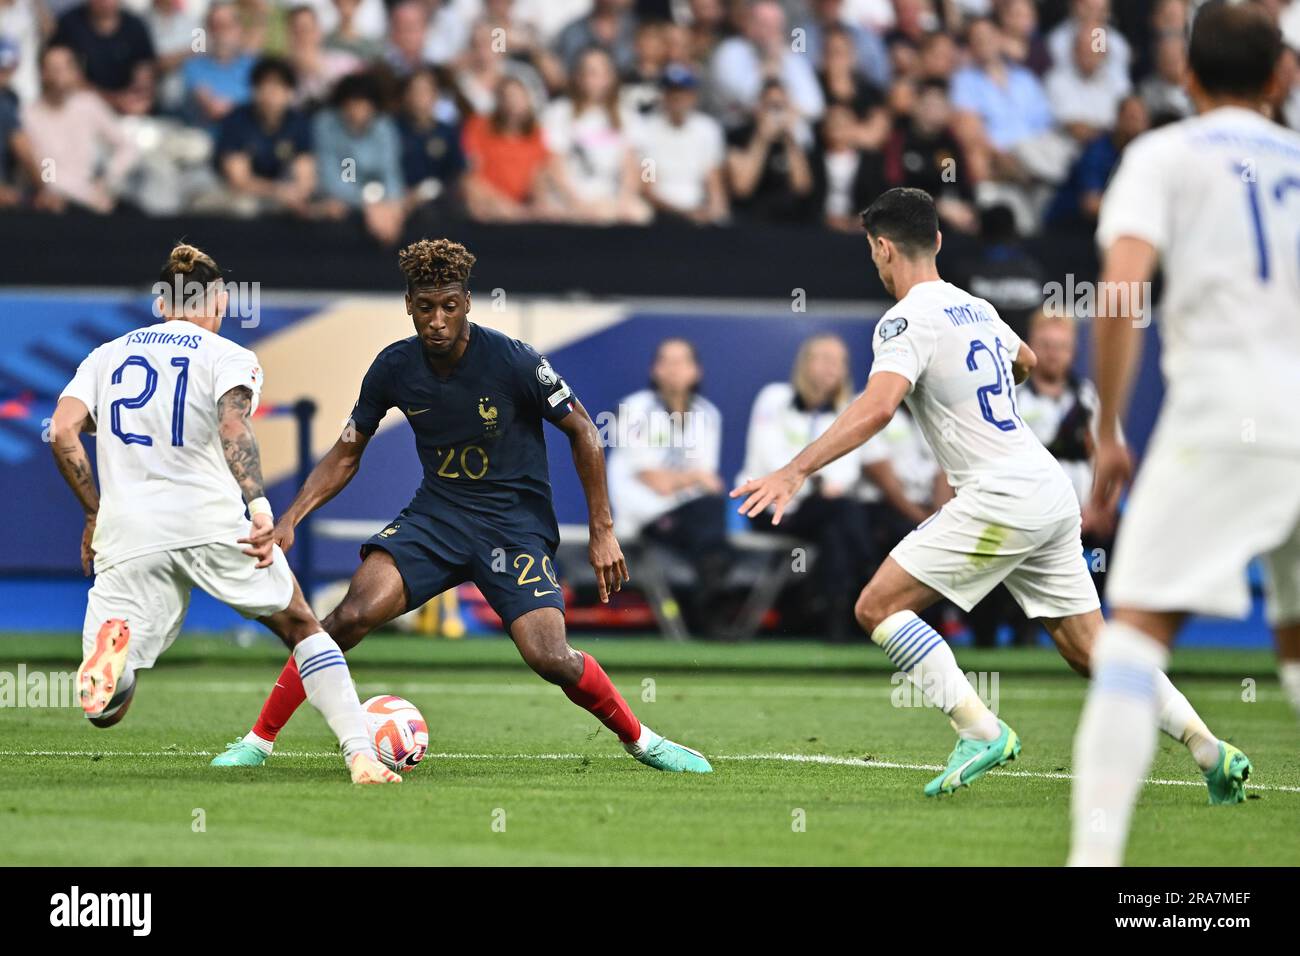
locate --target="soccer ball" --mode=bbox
[362,695,429,773]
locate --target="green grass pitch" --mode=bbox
[0,634,1296,866]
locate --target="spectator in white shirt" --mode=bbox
[1045,16,1131,144]
[739,333,874,641]
[606,337,731,634]
[709,0,825,128]
[541,46,649,224]
[1046,0,1131,87]
[638,63,728,224]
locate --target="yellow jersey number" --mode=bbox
[435,444,489,480]
[514,553,560,595]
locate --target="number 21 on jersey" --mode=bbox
[965,336,1021,432]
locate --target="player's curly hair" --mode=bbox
[398,238,476,291]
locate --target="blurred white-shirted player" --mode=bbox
[733,187,1232,798]
[49,242,399,784]
[1071,4,1300,866]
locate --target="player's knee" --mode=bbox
[324,601,376,651]
[854,592,888,635]
[524,642,582,685]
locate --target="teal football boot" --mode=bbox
[627,729,713,773]
[924,719,1021,797]
[210,739,270,767]
[1203,741,1251,805]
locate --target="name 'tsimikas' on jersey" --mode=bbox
[868,279,1078,529]
[60,320,265,572]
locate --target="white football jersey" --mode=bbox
[869,280,1077,529]
[1097,106,1300,453]
[60,320,265,572]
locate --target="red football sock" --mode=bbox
[562,652,641,744]
[251,656,308,743]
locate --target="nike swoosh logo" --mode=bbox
[407,407,431,416]
[947,753,984,787]
[533,589,556,597]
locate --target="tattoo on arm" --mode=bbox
[218,386,266,503]
[53,438,100,516]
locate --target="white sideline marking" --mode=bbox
[175,681,1275,705]
[1,749,1296,793]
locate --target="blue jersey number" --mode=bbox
[1236,162,1300,281]
[109,355,190,448]
[966,338,1020,432]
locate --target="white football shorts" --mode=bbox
[890,492,1100,619]
[1106,439,1300,624]
[82,541,295,669]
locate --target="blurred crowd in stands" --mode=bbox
[606,318,1109,641]
[2,0,1298,242]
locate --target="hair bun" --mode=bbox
[168,243,200,274]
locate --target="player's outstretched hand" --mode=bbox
[1089,436,1132,531]
[80,515,97,576]
[272,518,296,554]
[731,465,806,526]
[589,526,629,604]
[240,513,277,569]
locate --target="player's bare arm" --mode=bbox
[274,425,374,552]
[1091,235,1159,522]
[1010,342,1036,385]
[217,385,274,568]
[556,398,629,603]
[732,371,910,525]
[49,396,100,576]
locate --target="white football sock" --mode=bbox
[1069,622,1168,867]
[872,610,1000,742]
[1279,660,1300,721]
[242,730,273,755]
[292,633,374,762]
[1154,672,1219,771]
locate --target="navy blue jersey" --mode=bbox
[350,323,576,549]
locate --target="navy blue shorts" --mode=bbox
[360,508,565,629]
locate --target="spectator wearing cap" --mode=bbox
[179,2,254,129]
[710,0,824,128]
[214,56,315,216]
[795,0,891,91]
[51,0,156,111]
[312,71,406,243]
[23,43,137,213]
[554,0,637,75]
[397,66,464,211]
[542,46,649,224]
[725,79,813,224]
[739,332,874,642]
[0,0,41,104]
[461,74,556,222]
[638,63,727,225]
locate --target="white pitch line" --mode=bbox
[1,749,1297,794]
